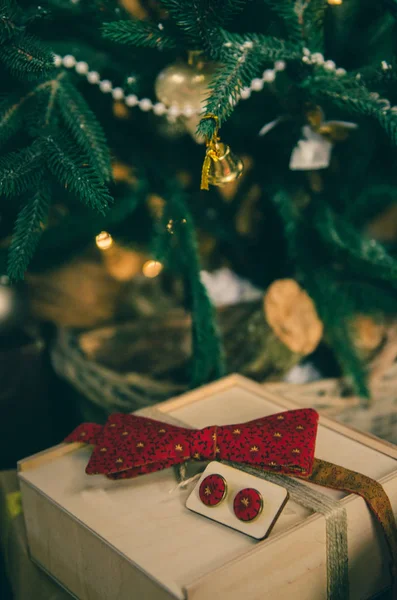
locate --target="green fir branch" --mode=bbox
[344,183,397,226]
[306,268,370,399]
[314,202,397,289]
[45,135,112,214]
[161,0,240,57]
[0,93,25,149]
[341,280,397,315]
[198,31,301,138]
[272,189,369,399]
[8,182,51,280]
[263,0,303,44]
[302,0,328,52]
[57,78,112,182]
[0,141,44,196]
[306,72,397,148]
[0,0,23,42]
[0,33,55,80]
[152,186,225,385]
[102,20,177,50]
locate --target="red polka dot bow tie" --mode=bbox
[64,408,319,479]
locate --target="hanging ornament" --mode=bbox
[0,276,28,335]
[200,114,243,190]
[328,0,342,5]
[155,52,216,141]
[289,105,357,171]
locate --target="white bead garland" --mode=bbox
[99,79,112,93]
[53,52,397,119]
[53,52,286,117]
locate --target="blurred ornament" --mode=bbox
[142,260,163,278]
[328,0,342,4]
[120,0,148,18]
[0,276,27,334]
[147,195,166,220]
[290,126,333,170]
[235,184,262,236]
[264,279,323,355]
[155,52,216,141]
[366,203,397,242]
[200,114,243,190]
[96,231,113,250]
[102,244,147,281]
[201,268,262,307]
[113,101,130,120]
[352,315,386,352]
[290,106,357,171]
[155,114,187,139]
[112,162,137,185]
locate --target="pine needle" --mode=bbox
[45,135,112,214]
[57,78,112,182]
[8,182,51,280]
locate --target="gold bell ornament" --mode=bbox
[155,52,216,141]
[200,114,244,190]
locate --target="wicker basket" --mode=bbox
[51,329,185,422]
[267,364,397,445]
[51,325,397,445]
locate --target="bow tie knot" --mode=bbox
[189,426,219,461]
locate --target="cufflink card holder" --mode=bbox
[186,462,289,540]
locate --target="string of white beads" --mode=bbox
[53,53,288,117]
[53,52,397,119]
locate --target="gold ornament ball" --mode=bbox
[155,61,215,113]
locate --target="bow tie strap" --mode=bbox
[65,408,319,479]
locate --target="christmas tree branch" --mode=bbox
[102,20,177,50]
[314,201,397,288]
[57,77,112,182]
[272,189,370,399]
[198,31,301,138]
[263,0,303,44]
[0,33,55,80]
[45,135,112,214]
[301,0,328,52]
[152,185,225,385]
[8,181,51,280]
[0,141,44,197]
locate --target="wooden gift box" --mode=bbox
[18,375,397,600]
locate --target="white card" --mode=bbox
[186,462,289,540]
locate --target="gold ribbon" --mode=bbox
[301,459,397,599]
[200,114,221,191]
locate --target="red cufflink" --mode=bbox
[199,475,264,524]
[233,488,263,522]
[199,474,227,507]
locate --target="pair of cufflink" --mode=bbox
[199,473,263,522]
